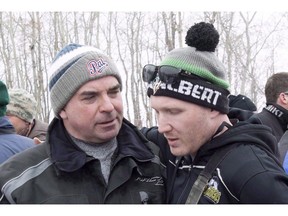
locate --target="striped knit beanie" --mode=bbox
[48,43,122,118]
[6,88,37,123]
[147,22,230,114]
[0,81,9,117]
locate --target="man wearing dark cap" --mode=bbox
[227,94,257,121]
[0,81,35,164]
[229,94,257,111]
[0,44,165,204]
[142,22,288,204]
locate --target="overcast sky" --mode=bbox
[3,0,288,12]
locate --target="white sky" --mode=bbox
[3,0,288,11]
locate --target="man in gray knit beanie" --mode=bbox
[141,22,288,204]
[0,43,165,204]
[48,43,122,118]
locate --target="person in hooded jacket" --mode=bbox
[0,44,165,204]
[141,22,288,204]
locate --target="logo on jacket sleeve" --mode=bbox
[135,176,164,186]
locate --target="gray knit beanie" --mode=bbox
[144,22,230,114]
[48,43,122,118]
[160,22,229,89]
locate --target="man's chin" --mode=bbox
[97,130,120,142]
[170,147,184,157]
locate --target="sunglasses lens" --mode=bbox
[158,66,181,83]
[143,64,157,82]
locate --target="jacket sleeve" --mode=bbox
[221,145,288,203]
[239,171,288,203]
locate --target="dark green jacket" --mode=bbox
[0,118,166,204]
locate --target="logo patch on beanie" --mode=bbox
[87,58,108,76]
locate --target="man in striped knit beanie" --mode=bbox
[142,22,288,204]
[0,44,166,204]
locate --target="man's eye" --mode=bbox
[168,109,180,114]
[109,90,120,96]
[82,95,95,101]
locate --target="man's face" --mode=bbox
[59,76,123,144]
[6,115,31,136]
[150,95,213,157]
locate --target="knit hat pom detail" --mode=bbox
[185,22,219,52]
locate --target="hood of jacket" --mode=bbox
[46,117,155,173]
[195,121,279,163]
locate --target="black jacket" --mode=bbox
[248,103,288,142]
[248,104,288,159]
[0,118,166,204]
[141,121,288,204]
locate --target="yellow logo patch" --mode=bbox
[203,178,221,203]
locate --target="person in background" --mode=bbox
[0,43,165,204]
[141,22,288,204]
[248,72,288,159]
[278,130,288,172]
[0,81,35,164]
[6,88,48,142]
[228,93,257,121]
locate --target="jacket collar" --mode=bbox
[46,118,154,172]
[264,103,288,131]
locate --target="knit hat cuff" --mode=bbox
[148,78,230,114]
[6,109,34,123]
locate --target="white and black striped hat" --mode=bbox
[48,43,122,118]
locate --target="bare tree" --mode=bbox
[0,11,287,125]
[162,12,177,51]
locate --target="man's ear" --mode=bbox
[278,92,288,106]
[210,108,221,119]
[59,109,67,119]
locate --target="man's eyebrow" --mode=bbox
[79,83,121,96]
[109,83,121,91]
[79,91,98,97]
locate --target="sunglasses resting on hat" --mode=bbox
[142,64,230,114]
[142,64,205,84]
